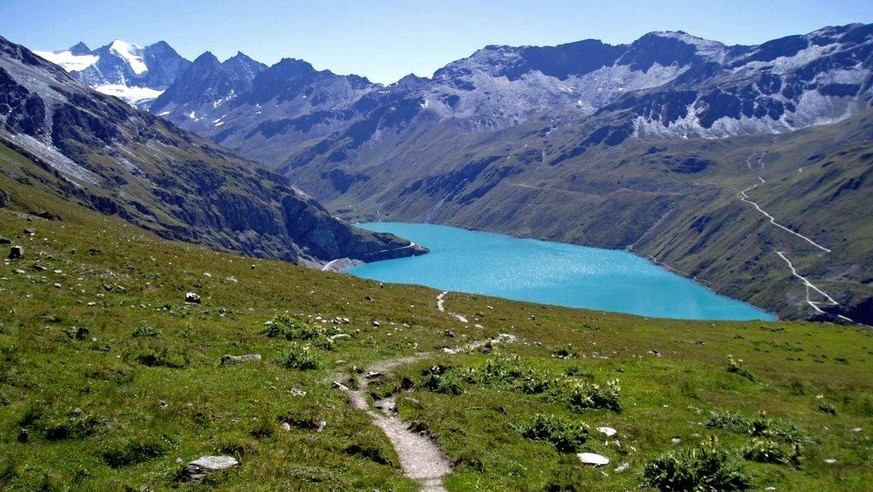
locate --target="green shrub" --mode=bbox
[641,444,753,491]
[705,411,814,444]
[263,315,336,350]
[552,344,578,360]
[742,439,802,467]
[418,365,464,395]
[277,344,320,370]
[727,355,755,381]
[131,324,161,338]
[565,379,621,412]
[514,414,588,452]
[135,348,187,368]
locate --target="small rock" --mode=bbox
[17,428,29,443]
[175,457,183,464]
[12,268,26,275]
[614,462,630,473]
[159,400,168,409]
[372,321,381,327]
[23,228,35,236]
[330,333,351,340]
[365,371,382,379]
[597,427,618,437]
[281,422,291,431]
[183,455,239,482]
[53,283,62,288]
[649,349,661,357]
[289,388,307,397]
[220,353,262,365]
[34,265,46,271]
[852,427,862,432]
[316,420,327,433]
[577,452,609,466]
[671,437,682,444]
[185,292,201,304]
[765,488,776,491]
[8,245,24,259]
[36,211,62,221]
[0,236,10,245]
[365,295,373,301]
[824,459,837,464]
[332,381,349,391]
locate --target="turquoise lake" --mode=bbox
[348,222,776,321]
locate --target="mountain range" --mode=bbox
[25,24,873,322]
[1,37,426,266]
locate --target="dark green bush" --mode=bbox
[565,379,621,412]
[705,411,814,444]
[514,414,588,452]
[742,439,802,467]
[277,343,320,370]
[641,444,753,491]
[418,365,464,395]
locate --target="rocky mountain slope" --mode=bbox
[165,23,869,322]
[35,40,191,108]
[0,36,425,265]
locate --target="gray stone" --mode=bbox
[183,455,239,482]
[17,428,29,443]
[0,189,10,208]
[220,353,262,365]
[577,452,609,466]
[8,245,24,259]
[185,292,201,304]
[23,228,35,236]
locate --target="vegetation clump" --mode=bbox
[277,343,320,370]
[726,355,755,381]
[514,414,588,452]
[565,378,622,413]
[742,438,802,467]
[705,411,814,444]
[641,443,753,491]
[263,314,336,350]
[131,323,161,338]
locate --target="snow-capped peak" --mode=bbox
[109,39,148,74]
[34,47,99,72]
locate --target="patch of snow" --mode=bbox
[109,40,147,74]
[157,111,170,116]
[94,84,163,107]
[33,50,99,72]
[9,133,100,185]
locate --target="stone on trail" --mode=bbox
[577,452,609,466]
[183,455,239,482]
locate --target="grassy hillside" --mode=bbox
[0,150,871,491]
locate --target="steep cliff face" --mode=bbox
[0,36,426,265]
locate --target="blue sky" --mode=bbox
[2,0,872,84]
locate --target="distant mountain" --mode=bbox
[1,36,426,265]
[35,40,191,108]
[152,23,866,322]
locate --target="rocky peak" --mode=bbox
[69,41,91,56]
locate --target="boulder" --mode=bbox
[220,353,262,365]
[183,455,239,482]
[185,292,201,304]
[577,452,609,466]
[8,245,24,259]
[0,189,10,207]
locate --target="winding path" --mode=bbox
[739,152,851,321]
[337,328,516,491]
